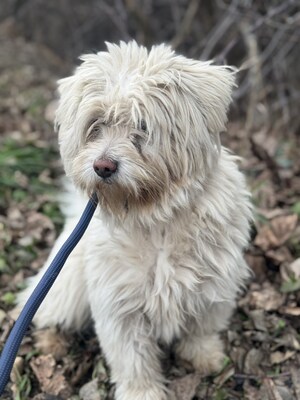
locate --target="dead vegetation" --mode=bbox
[0,1,300,399]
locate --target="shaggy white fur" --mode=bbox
[18,41,253,400]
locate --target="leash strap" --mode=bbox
[0,193,98,395]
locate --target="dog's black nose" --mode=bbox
[93,159,118,179]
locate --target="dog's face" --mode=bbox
[56,41,236,220]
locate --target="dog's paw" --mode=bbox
[177,334,225,375]
[115,384,168,400]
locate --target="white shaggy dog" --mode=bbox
[19,41,252,399]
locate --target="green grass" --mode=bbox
[291,202,300,217]
[1,292,16,306]
[14,372,32,400]
[0,137,59,196]
[0,136,62,212]
[0,137,63,277]
[280,276,300,293]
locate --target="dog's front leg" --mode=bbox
[92,309,168,400]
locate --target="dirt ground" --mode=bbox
[0,30,300,400]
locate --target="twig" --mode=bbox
[234,372,291,381]
[264,377,283,400]
[171,0,200,49]
[240,20,263,132]
[291,367,300,400]
[250,136,281,186]
[200,0,237,60]
[97,1,131,41]
[124,0,154,44]
[169,0,184,32]
[215,0,296,63]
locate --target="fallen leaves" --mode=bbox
[169,373,202,400]
[281,258,300,281]
[248,309,268,331]
[244,348,264,375]
[33,328,69,361]
[273,333,300,351]
[255,215,298,252]
[240,282,285,311]
[291,368,300,400]
[279,306,300,316]
[262,378,285,400]
[270,351,296,365]
[30,355,72,398]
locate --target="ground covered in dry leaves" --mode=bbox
[1,33,300,400]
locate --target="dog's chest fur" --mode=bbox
[142,231,197,342]
[86,219,203,344]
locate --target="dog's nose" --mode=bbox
[93,159,118,179]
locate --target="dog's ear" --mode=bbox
[172,58,237,135]
[54,73,86,166]
[55,53,107,136]
[55,75,80,135]
[55,53,108,161]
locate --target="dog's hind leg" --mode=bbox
[176,332,225,375]
[17,219,91,332]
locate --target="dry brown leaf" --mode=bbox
[281,258,300,282]
[245,254,267,282]
[248,309,268,332]
[30,354,72,399]
[273,333,300,351]
[244,380,261,400]
[213,365,235,387]
[255,224,281,251]
[266,247,293,265]
[270,350,295,365]
[244,348,263,375]
[248,284,285,311]
[243,330,269,343]
[7,207,25,230]
[169,373,201,400]
[279,306,300,316]
[262,378,284,400]
[267,215,298,244]
[256,208,289,220]
[276,386,295,400]
[252,132,278,157]
[291,367,300,400]
[229,346,247,372]
[255,215,298,251]
[26,212,56,246]
[33,328,69,361]
[31,394,61,400]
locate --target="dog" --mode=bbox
[18,41,253,400]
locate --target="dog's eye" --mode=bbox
[87,121,102,141]
[131,133,144,153]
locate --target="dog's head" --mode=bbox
[56,41,236,221]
